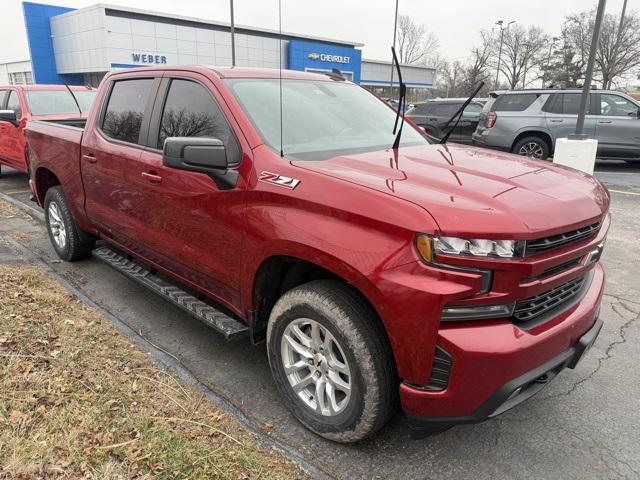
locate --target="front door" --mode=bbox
[595,93,640,159]
[0,90,26,169]
[81,76,159,245]
[125,75,248,310]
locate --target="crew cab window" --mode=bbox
[6,91,22,119]
[493,93,537,112]
[0,90,7,109]
[102,78,154,145]
[600,94,639,117]
[157,79,236,153]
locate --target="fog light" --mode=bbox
[441,303,515,322]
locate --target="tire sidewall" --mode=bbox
[268,301,367,437]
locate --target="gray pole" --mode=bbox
[573,0,607,138]
[494,25,505,89]
[390,0,399,90]
[230,0,236,67]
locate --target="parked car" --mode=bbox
[0,84,96,175]
[25,66,608,442]
[406,99,485,144]
[472,89,640,161]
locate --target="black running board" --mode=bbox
[93,246,250,340]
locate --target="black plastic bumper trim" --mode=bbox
[407,317,604,439]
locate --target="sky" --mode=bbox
[1,0,634,65]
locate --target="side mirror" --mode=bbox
[163,137,238,190]
[0,110,18,126]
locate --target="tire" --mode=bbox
[267,280,397,443]
[44,186,95,261]
[512,136,550,160]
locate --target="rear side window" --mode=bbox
[482,97,498,113]
[102,78,155,145]
[6,91,22,119]
[430,103,459,117]
[157,79,240,162]
[493,94,537,112]
[544,93,595,115]
[409,103,431,115]
[0,90,7,109]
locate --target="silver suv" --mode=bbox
[472,89,640,161]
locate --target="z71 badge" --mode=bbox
[259,171,301,190]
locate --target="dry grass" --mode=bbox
[0,201,29,220]
[0,266,308,480]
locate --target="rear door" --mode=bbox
[594,93,640,159]
[81,76,160,242]
[125,74,248,309]
[544,93,597,141]
[0,89,27,169]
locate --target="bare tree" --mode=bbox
[437,60,466,98]
[396,14,439,64]
[460,31,494,95]
[491,24,548,90]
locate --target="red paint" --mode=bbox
[0,84,95,173]
[25,66,610,422]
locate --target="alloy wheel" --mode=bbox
[280,318,352,416]
[48,202,67,249]
[518,142,545,158]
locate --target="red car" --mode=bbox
[0,84,96,176]
[25,66,609,442]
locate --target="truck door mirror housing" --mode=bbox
[162,137,238,190]
[0,110,18,126]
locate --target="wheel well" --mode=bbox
[35,168,60,205]
[511,131,553,154]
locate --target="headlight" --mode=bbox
[416,234,523,261]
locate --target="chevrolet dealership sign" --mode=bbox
[308,52,351,64]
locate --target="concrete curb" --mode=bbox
[0,190,44,222]
[0,230,333,480]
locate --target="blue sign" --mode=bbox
[289,39,361,83]
[132,53,167,64]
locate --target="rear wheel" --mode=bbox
[44,186,95,261]
[267,280,397,443]
[513,136,550,160]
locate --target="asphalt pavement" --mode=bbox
[1,160,639,480]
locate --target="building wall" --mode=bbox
[22,2,84,84]
[361,60,434,88]
[0,60,33,84]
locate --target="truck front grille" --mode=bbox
[525,221,601,256]
[512,276,586,324]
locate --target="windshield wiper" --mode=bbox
[439,81,485,144]
[391,46,406,150]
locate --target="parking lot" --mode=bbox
[1,161,638,480]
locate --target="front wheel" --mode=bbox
[267,280,397,443]
[44,186,95,261]
[512,136,550,160]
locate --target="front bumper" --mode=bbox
[406,316,603,438]
[399,262,605,436]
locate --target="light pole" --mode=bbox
[494,20,515,90]
[390,0,400,91]
[542,36,560,88]
[573,0,607,138]
[230,0,236,67]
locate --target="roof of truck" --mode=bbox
[0,84,95,91]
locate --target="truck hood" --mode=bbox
[292,143,610,238]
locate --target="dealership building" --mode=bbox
[0,2,435,100]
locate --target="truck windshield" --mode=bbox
[25,90,96,115]
[225,78,427,159]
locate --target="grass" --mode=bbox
[0,266,308,479]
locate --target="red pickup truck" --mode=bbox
[0,84,96,175]
[25,66,609,442]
